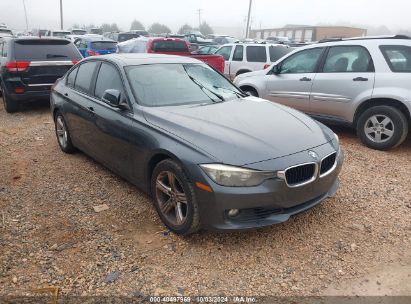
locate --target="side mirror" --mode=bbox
[272,65,281,75]
[102,89,125,108]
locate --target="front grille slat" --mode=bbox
[320,152,337,176]
[285,163,316,186]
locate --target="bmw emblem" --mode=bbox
[308,151,318,160]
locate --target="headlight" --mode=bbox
[200,164,276,187]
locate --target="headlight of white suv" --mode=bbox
[200,164,276,187]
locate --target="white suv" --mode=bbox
[215,43,291,80]
[234,36,411,150]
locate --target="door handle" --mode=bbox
[353,77,368,81]
[64,93,68,97]
[88,106,95,113]
[300,77,312,81]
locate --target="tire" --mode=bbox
[357,105,409,150]
[1,84,19,113]
[151,159,201,235]
[236,70,251,76]
[54,111,76,154]
[242,87,258,97]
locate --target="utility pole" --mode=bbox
[22,0,29,32]
[60,0,63,30]
[245,0,253,38]
[197,9,202,29]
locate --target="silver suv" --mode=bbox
[234,36,411,150]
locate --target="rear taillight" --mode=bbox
[87,50,99,56]
[6,61,30,72]
[14,87,25,93]
[72,59,79,65]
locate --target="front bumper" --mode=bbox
[193,146,344,231]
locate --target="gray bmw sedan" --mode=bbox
[50,54,343,235]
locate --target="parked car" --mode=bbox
[129,30,149,37]
[212,35,239,45]
[74,37,117,57]
[90,28,103,35]
[0,37,82,113]
[105,32,140,43]
[234,35,411,150]
[215,43,292,80]
[116,37,225,73]
[45,30,71,39]
[267,36,290,44]
[50,53,343,235]
[184,32,214,51]
[71,29,87,35]
[192,45,219,55]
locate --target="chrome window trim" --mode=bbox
[319,151,338,178]
[277,162,318,188]
[29,61,74,66]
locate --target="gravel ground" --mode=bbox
[0,99,410,298]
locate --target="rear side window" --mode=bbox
[14,40,82,61]
[91,42,117,50]
[323,46,373,73]
[215,46,232,60]
[246,46,267,62]
[74,61,98,93]
[232,45,243,61]
[269,46,292,62]
[380,45,411,73]
[67,67,78,87]
[94,63,124,99]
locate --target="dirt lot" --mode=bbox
[0,99,410,298]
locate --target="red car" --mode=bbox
[117,37,225,74]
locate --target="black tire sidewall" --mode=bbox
[244,89,258,97]
[151,159,199,235]
[357,106,407,150]
[2,84,19,113]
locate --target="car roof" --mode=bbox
[302,37,411,49]
[91,53,200,66]
[83,36,116,42]
[220,43,288,47]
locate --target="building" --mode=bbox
[251,25,367,42]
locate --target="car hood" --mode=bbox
[143,97,334,166]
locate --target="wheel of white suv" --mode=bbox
[242,88,258,97]
[357,105,409,150]
[151,159,201,235]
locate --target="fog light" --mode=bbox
[228,209,240,217]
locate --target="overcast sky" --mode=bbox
[1,0,410,32]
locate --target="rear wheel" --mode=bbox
[54,111,75,153]
[1,84,19,113]
[151,159,201,235]
[242,87,258,97]
[357,105,408,150]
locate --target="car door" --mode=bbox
[309,45,375,122]
[263,47,324,112]
[215,45,233,78]
[87,61,136,180]
[63,61,100,152]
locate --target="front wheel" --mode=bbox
[357,105,409,150]
[151,159,201,235]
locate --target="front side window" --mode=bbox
[215,46,233,61]
[246,46,267,62]
[380,45,411,73]
[232,45,243,61]
[323,46,373,73]
[280,48,323,74]
[94,63,124,99]
[126,63,243,107]
[74,61,99,93]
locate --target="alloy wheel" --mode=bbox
[364,114,394,143]
[155,171,188,226]
[56,116,68,148]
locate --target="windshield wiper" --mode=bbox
[212,85,248,98]
[46,54,68,58]
[185,73,225,103]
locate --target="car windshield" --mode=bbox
[152,40,188,52]
[126,63,244,107]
